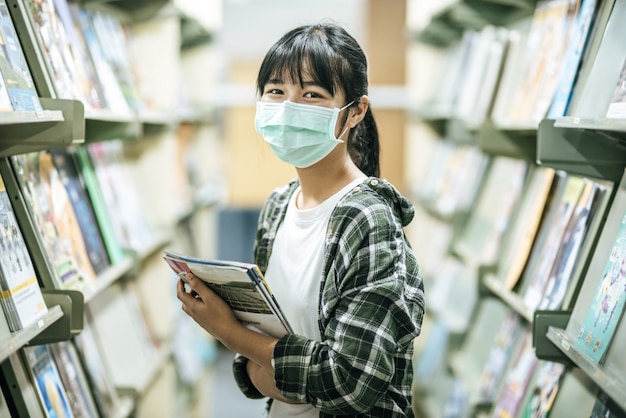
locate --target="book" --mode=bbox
[86,141,154,253]
[74,146,124,265]
[0,68,13,111]
[163,249,293,338]
[491,328,539,418]
[477,311,524,403]
[0,172,47,331]
[49,341,100,418]
[506,0,581,124]
[0,0,42,112]
[22,344,74,418]
[498,166,557,290]
[547,0,601,118]
[50,148,111,276]
[606,56,626,118]
[522,175,586,310]
[539,180,608,310]
[73,314,122,418]
[575,209,626,364]
[519,361,566,418]
[11,152,95,290]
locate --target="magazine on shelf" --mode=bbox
[575,209,626,364]
[606,56,626,118]
[163,249,293,338]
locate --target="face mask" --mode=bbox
[255,101,353,168]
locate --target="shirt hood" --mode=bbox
[356,177,415,227]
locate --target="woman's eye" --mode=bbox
[266,88,282,95]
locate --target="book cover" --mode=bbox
[0,67,13,111]
[49,341,100,418]
[73,314,121,418]
[87,142,154,253]
[519,361,566,418]
[477,312,524,403]
[71,5,129,114]
[539,180,606,310]
[575,209,626,364]
[164,249,293,338]
[606,57,626,118]
[522,175,586,310]
[506,0,581,124]
[23,344,74,418]
[548,0,600,118]
[51,0,106,111]
[24,0,88,104]
[50,149,110,276]
[0,173,47,331]
[491,328,539,418]
[74,146,124,265]
[0,0,42,112]
[500,166,557,290]
[11,152,95,291]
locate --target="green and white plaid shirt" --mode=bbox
[233,177,425,417]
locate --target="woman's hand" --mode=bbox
[176,272,240,343]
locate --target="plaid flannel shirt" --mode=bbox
[233,177,425,417]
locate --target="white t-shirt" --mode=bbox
[264,178,364,418]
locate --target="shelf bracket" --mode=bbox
[27,289,84,346]
[533,309,574,365]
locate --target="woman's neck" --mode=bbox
[295,154,365,210]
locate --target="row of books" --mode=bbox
[420,0,626,128]
[0,0,154,116]
[0,139,156,336]
[2,279,162,417]
[410,125,625,417]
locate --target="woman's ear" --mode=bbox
[348,95,369,128]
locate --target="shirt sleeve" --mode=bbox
[232,353,266,399]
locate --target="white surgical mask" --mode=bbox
[255,100,352,168]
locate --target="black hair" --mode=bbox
[256,22,380,177]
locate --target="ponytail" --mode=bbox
[348,106,380,178]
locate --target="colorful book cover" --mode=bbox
[73,315,121,418]
[491,329,539,418]
[50,149,110,275]
[24,0,87,104]
[0,69,13,111]
[477,312,523,402]
[23,344,75,418]
[575,210,626,364]
[0,173,47,331]
[0,0,42,111]
[548,0,600,118]
[506,0,580,124]
[520,361,566,418]
[11,152,95,291]
[49,341,100,418]
[606,57,626,119]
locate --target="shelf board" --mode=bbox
[80,0,169,22]
[83,256,136,304]
[538,118,626,182]
[0,306,63,363]
[547,326,626,413]
[85,110,142,142]
[0,98,84,156]
[477,120,537,161]
[482,275,533,322]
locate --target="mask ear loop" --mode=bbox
[336,101,355,140]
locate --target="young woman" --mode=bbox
[177,22,425,417]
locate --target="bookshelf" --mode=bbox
[407,0,626,416]
[0,0,222,417]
